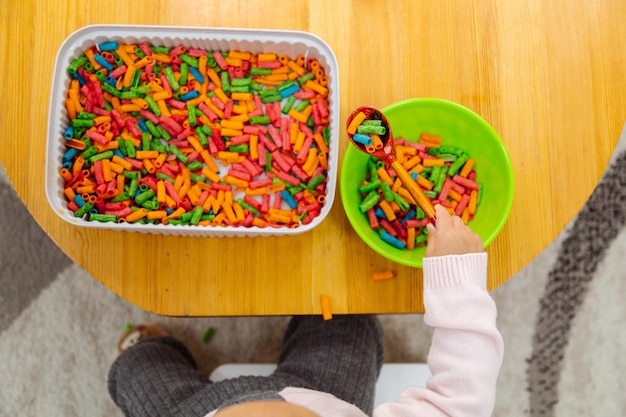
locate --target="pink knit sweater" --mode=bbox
[208,253,504,417]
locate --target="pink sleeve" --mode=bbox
[374,253,504,417]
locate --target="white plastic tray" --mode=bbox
[45,24,339,237]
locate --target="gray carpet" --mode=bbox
[1,123,626,416]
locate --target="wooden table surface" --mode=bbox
[2,0,625,316]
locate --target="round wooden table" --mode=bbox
[2,0,625,316]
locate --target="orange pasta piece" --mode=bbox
[403,155,422,171]
[347,111,366,135]
[422,158,445,167]
[419,132,442,147]
[135,150,159,160]
[371,270,395,281]
[468,189,478,215]
[460,158,476,178]
[371,134,383,151]
[378,200,397,221]
[376,167,394,185]
[125,208,147,223]
[320,296,332,320]
[406,227,416,250]
[147,210,167,220]
[416,175,434,191]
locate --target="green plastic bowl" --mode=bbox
[340,98,514,267]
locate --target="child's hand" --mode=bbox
[425,205,484,257]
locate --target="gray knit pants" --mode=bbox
[108,315,384,417]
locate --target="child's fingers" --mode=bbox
[452,214,465,229]
[434,205,453,230]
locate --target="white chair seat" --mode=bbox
[210,363,431,407]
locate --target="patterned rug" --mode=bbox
[1,124,625,416]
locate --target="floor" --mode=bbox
[1,123,625,416]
